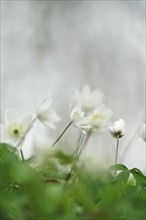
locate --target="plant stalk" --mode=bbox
[20,149,25,163]
[50,122,72,148]
[16,116,37,148]
[115,135,120,176]
[78,129,92,158]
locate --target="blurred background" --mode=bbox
[1,1,145,171]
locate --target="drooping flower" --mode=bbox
[73,84,104,111]
[108,118,125,138]
[37,99,61,129]
[70,105,85,124]
[70,105,91,132]
[139,122,146,141]
[0,109,32,145]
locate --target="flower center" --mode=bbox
[13,129,19,135]
[91,113,102,122]
[8,123,24,139]
[73,111,79,117]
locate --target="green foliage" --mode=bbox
[0,143,146,220]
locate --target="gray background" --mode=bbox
[1,1,145,171]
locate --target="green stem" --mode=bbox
[20,149,25,163]
[73,131,84,156]
[50,122,72,148]
[16,116,37,148]
[78,129,92,158]
[115,136,119,165]
[115,136,119,176]
[66,130,92,183]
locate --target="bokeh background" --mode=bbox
[1,1,145,171]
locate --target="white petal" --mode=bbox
[5,109,20,125]
[82,84,90,95]
[114,123,121,132]
[37,99,52,115]
[70,106,84,122]
[37,104,60,128]
[92,90,104,102]
[44,122,56,129]
[118,119,125,127]
[108,126,114,133]
[0,123,13,144]
[21,114,33,130]
[121,129,126,136]
[48,108,61,123]
[76,116,91,126]
[0,124,7,140]
[139,123,146,141]
[114,119,125,131]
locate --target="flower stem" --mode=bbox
[16,116,37,149]
[115,136,120,176]
[66,130,92,183]
[50,122,72,148]
[78,129,92,158]
[20,149,25,163]
[73,132,84,156]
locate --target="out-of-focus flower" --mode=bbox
[139,122,146,141]
[74,84,104,111]
[108,118,125,138]
[0,109,32,145]
[72,85,112,133]
[37,99,61,129]
[87,104,112,130]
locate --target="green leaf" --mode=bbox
[109,164,128,171]
[130,168,146,186]
[53,150,76,165]
[0,143,16,159]
[116,170,130,184]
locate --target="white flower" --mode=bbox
[139,122,146,141]
[108,118,125,138]
[37,99,61,129]
[70,105,91,132]
[74,84,104,111]
[70,105,85,123]
[0,109,32,145]
[87,104,112,130]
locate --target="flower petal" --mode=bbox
[21,114,33,130]
[118,119,125,127]
[5,109,20,125]
[0,123,13,144]
[70,105,84,122]
[37,99,52,115]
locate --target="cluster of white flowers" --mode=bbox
[1,84,145,161]
[70,84,112,133]
[0,100,61,147]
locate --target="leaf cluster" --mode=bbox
[0,143,146,220]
